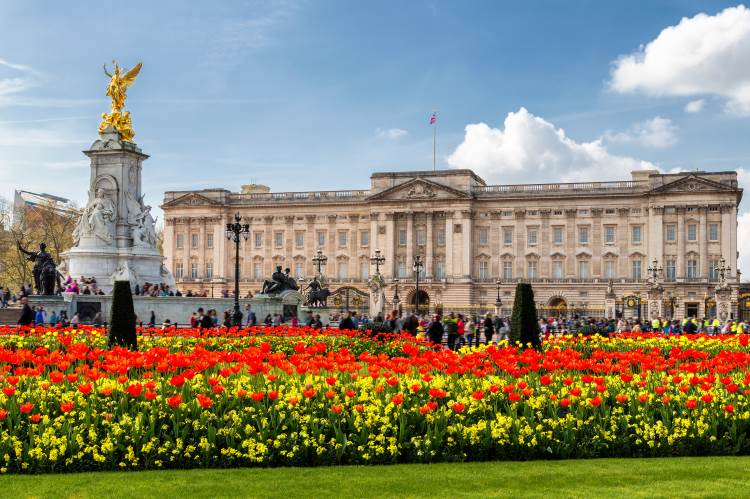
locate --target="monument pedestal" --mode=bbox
[61,127,171,293]
[647,289,663,321]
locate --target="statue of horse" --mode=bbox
[307,288,331,308]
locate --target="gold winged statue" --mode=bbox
[98,60,142,142]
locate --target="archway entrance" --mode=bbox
[409,290,430,315]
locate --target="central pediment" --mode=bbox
[161,192,223,208]
[650,174,737,194]
[367,178,472,202]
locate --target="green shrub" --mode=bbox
[510,283,540,349]
[109,280,137,350]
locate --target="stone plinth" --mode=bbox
[62,127,171,294]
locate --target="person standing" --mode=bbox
[148,311,156,328]
[17,297,33,326]
[444,312,458,350]
[426,314,444,347]
[483,313,495,345]
[34,306,46,325]
[340,312,355,330]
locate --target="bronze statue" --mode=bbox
[99,60,142,142]
[302,276,330,307]
[260,265,298,295]
[17,242,59,295]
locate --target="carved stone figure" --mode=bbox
[132,205,157,248]
[77,188,116,245]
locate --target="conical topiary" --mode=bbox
[510,282,541,349]
[109,280,137,350]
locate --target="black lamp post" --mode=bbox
[225,212,249,326]
[392,278,400,312]
[413,255,424,316]
[370,249,385,275]
[312,249,328,276]
[495,279,502,312]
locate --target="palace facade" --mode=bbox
[161,169,743,319]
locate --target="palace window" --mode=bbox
[665,260,676,281]
[416,229,426,246]
[553,227,563,245]
[631,225,642,244]
[397,261,407,278]
[605,208,616,215]
[502,210,513,217]
[604,260,616,279]
[360,261,369,280]
[190,263,198,279]
[605,226,616,244]
[317,230,325,248]
[553,210,563,216]
[578,260,590,279]
[206,233,214,249]
[338,262,348,279]
[527,210,538,216]
[527,228,538,246]
[176,234,184,249]
[687,259,698,279]
[552,260,563,279]
[527,260,538,279]
[398,229,407,246]
[709,205,719,212]
[175,262,183,279]
[502,261,513,280]
[578,209,589,216]
[253,263,263,279]
[295,231,304,248]
[478,228,488,246]
[435,260,446,279]
[436,229,446,247]
[478,260,489,279]
[709,223,719,241]
[631,208,641,215]
[274,231,284,248]
[687,224,697,242]
[665,224,676,242]
[191,234,199,249]
[338,230,348,248]
[254,232,263,248]
[503,228,513,245]
[632,259,642,280]
[205,263,213,279]
[578,226,589,244]
[360,230,370,247]
[295,262,304,279]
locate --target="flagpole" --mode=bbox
[433,113,437,171]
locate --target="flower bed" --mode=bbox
[1,325,750,472]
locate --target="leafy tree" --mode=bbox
[510,282,541,349]
[0,196,79,290]
[109,280,137,350]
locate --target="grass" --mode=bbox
[5,456,750,498]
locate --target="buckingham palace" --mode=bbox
[161,168,743,319]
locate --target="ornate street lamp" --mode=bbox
[413,255,424,316]
[392,278,400,312]
[312,249,328,276]
[225,212,249,326]
[495,278,502,309]
[647,258,663,282]
[370,249,385,275]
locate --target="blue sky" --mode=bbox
[2,1,750,265]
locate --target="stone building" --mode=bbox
[161,169,743,319]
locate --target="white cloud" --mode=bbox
[0,124,86,147]
[0,57,37,97]
[610,5,750,115]
[604,116,678,148]
[684,99,705,113]
[447,107,655,184]
[376,127,408,140]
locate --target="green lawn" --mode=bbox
[4,457,750,498]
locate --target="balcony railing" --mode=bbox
[473,180,648,196]
[228,190,370,204]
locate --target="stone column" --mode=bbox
[617,208,629,277]
[198,219,206,280]
[218,216,227,284]
[461,210,472,279]
[648,206,663,271]
[540,210,551,277]
[263,216,274,276]
[384,212,395,278]
[405,211,414,270]
[425,212,433,278]
[305,215,316,276]
[591,208,602,277]
[183,218,191,278]
[699,206,708,278]
[721,205,734,277]
[676,207,685,279]
[445,212,454,277]
[565,209,576,276]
